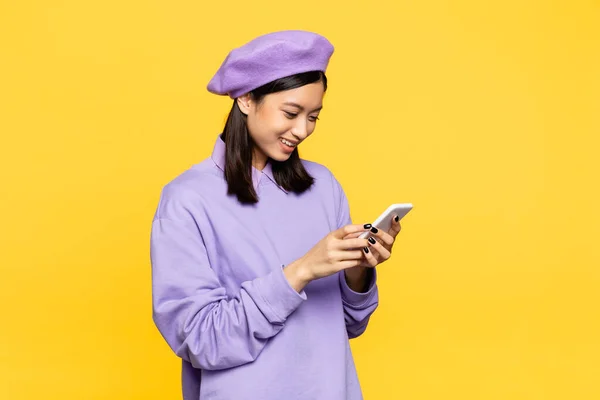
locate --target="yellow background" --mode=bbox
[1,0,599,398]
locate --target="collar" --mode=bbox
[211,134,289,194]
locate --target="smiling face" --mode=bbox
[236,80,325,170]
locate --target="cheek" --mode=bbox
[256,111,291,136]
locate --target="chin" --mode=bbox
[269,152,293,163]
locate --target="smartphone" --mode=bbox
[358,203,413,239]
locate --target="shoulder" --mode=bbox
[301,159,336,182]
[153,158,224,221]
[301,159,344,193]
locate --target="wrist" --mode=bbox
[345,264,367,279]
[344,265,369,292]
[284,258,312,292]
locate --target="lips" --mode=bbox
[278,138,296,154]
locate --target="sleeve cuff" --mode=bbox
[340,268,378,307]
[252,265,307,323]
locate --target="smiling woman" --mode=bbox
[150,30,404,400]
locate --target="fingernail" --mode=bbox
[368,237,376,245]
[363,247,369,253]
[370,227,378,234]
[394,215,399,223]
[363,224,372,229]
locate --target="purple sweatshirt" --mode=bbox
[150,134,379,399]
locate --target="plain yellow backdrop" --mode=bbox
[1,0,599,399]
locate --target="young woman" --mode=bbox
[150,30,403,400]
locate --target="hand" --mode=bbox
[344,215,402,268]
[284,224,371,292]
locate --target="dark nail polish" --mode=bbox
[368,237,376,245]
[370,227,378,234]
[363,247,369,253]
[394,215,399,223]
[363,224,372,229]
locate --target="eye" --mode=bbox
[309,116,320,122]
[284,111,297,119]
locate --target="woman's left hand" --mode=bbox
[344,215,402,268]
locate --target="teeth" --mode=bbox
[281,138,296,147]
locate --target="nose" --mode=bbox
[291,118,309,140]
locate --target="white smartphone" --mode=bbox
[358,203,413,239]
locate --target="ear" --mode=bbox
[236,94,252,115]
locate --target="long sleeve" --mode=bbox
[339,268,378,338]
[150,214,306,371]
[330,174,379,339]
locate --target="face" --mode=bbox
[237,81,325,170]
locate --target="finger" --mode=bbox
[337,238,369,250]
[338,259,364,271]
[362,246,378,267]
[333,223,372,239]
[368,227,395,247]
[333,250,365,261]
[367,236,391,260]
[342,231,363,240]
[389,215,402,238]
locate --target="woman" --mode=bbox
[150,30,403,400]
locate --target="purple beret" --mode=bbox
[207,30,334,99]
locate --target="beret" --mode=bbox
[207,30,334,99]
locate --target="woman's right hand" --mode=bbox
[284,224,372,292]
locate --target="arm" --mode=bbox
[151,214,306,371]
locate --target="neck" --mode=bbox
[252,148,267,171]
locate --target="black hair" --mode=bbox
[221,70,328,204]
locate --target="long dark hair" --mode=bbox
[221,70,328,204]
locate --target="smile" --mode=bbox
[280,138,298,147]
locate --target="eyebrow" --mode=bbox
[282,102,323,113]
